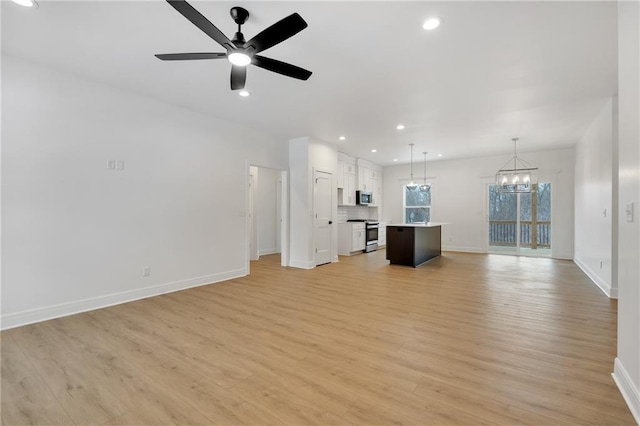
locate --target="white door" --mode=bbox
[249,168,259,261]
[314,170,332,266]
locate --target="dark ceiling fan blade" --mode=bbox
[167,0,235,51]
[230,65,247,90]
[245,13,308,54]
[252,55,312,80]
[155,53,227,61]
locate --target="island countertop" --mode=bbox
[386,222,449,227]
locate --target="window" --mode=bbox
[404,184,431,223]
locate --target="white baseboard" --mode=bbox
[289,259,315,269]
[442,245,484,253]
[612,357,640,424]
[573,257,615,298]
[258,248,279,256]
[1,268,247,331]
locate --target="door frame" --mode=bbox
[245,163,289,274]
[482,179,554,257]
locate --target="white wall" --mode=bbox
[382,148,575,259]
[574,99,616,296]
[288,137,312,268]
[612,1,640,422]
[288,137,338,268]
[256,167,280,256]
[1,55,287,329]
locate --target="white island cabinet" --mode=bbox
[338,222,366,255]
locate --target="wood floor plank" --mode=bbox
[1,251,635,425]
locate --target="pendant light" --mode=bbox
[495,138,538,193]
[420,151,430,191]
[407,143,417,188]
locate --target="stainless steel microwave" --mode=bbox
[356,191,373,205]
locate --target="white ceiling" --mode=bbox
[2,1,618,165]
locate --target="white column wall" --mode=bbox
[1,55,287,329]
[613,1,640,422]
[574,99,616,297]
[288,137,338,268]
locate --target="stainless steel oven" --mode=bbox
[365,221,379,252]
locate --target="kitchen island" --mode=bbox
[385,223,445,267]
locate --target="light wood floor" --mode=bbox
[1,251,635,425]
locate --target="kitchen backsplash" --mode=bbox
[338,206,377,222]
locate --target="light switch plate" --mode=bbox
[116,160,125,170]
[626,202,634,222]
[107,159,116,170]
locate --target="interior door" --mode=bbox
[314,170,332,266]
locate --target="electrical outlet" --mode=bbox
[600,261,603,269]
[626,202,634,222]
[143,266,150,277]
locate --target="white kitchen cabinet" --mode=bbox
[353,227,366,251]
[337,160,345,188]
[357,166,379,204]
[338,222,365,255]
[339,164,357,206]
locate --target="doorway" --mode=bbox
[247,166,288,272]
[487,182,552,256]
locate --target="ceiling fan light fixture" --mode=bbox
[423,17,442,31]
[228,52,251,66]
[12,0,38,7]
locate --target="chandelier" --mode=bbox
[495,138,538,193]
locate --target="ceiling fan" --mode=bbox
[155,0,312,91]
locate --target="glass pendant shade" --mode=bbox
[420,151,430,191]
[496,138,538,193]
[407,143,417,188]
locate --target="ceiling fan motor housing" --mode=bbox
[230,7,249,25]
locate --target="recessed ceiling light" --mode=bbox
[339,136,346,141]
[396,124,405,130]
[12,0,38,7]
[371,149,377,153]
[423,17,442,31]
[238,90,251,97]
[437,154,443,158]
[393,159,399,162]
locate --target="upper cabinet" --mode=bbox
[358,166,378,192]
[337,156,358,206]
[338,154,382,207]
[337,160,344,188]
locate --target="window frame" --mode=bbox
[403,184,432,224]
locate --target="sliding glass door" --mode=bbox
[487,183,551,255]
